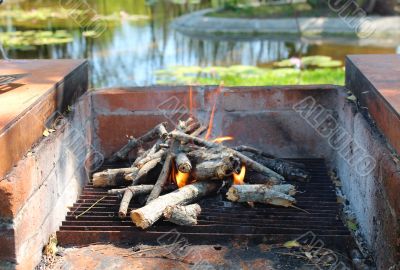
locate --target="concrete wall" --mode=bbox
[333,94,400,269]
[0,96,93,270]
[91,85,338,159]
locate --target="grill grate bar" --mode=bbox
[57,158,352,247]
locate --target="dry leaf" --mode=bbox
[283,240,300,248]
[346,95,357,102]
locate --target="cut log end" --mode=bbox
[130,210,148,229]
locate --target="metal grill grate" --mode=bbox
[0,73,28,85]
[57,158,352,248]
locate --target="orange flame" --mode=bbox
[212,136,234,143]
[189,85,193,117]
[205,83,223,140]
[171,161,190,188]
[233,165,246,185]
[175,170,190,188]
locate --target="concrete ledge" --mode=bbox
[173,9,400,45]
[346,54,400,155]
[0,59,88,180]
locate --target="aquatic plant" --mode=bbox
[0,30,73,50]
[155,63,344,85]
[273,55,342,69]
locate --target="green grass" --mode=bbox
[207,3,334,19]
[155,65,345,86]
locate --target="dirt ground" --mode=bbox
[37,242,354,270]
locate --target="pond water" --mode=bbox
[0,0,397,87]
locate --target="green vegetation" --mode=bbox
[0,7,150,29]
[0,8,89,28]
[0,30,73,50]
[156,56,345,86]
[207,3,334,19]
[273,56,342,68]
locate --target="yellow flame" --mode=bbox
[212,136,234,143]
[175,170,190,188]
[233,165,246,185]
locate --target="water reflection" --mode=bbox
[0,0,396,87]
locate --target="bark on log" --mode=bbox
[257,158,310,181]
[234,145,306,168]
[92,168,134,187]
[190,125,207,137]
[233,145,275,159]
[185,122,201,134]
[175,152,192,173]
[229,150,284,184]
[146,153,173,204]
[163,204,201,226]
[169,131,219,148]
[192,154,241,181]
[130,181,219,229]
[118,185,154,218]
[132,141,160,167]
[109,123,168,162]
[108,185,154,195]
[126,159,159,183]
[226,184,296,207]
[136,149,166,169]
[125,157,162,183]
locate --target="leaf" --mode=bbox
[305,251,313,260]
[43,128,55,137]
[43,129,50,137]
[347,220,358,231]
[283,240,300,248]
[346,95,357,102]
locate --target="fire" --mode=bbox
[212,136,234,143]
[233,165,246,185]
[175,170,190,188]
[171,161,190,188]
[189,85,193,117]
[205,83,223,140]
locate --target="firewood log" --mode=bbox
[92,168,134,187]
[191,154,241,181]
[125,157,162,183]
[163,204,201,226]
[226,184,296,207]
[108,185,154,195]
[170,131,284,182]
[132,141,160,167]
[257,158,310,181]
[130,181,219,229]
[234,145,307,169]
[135,149,166,169]
[229,150,284,184]
[190,125,207,137]
[146,153,173,204]
[241,152,309,181]
[108,123,168,162]
[175,152,192,173]
[117,185,154,218]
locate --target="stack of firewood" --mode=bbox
[92,117,310,229]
